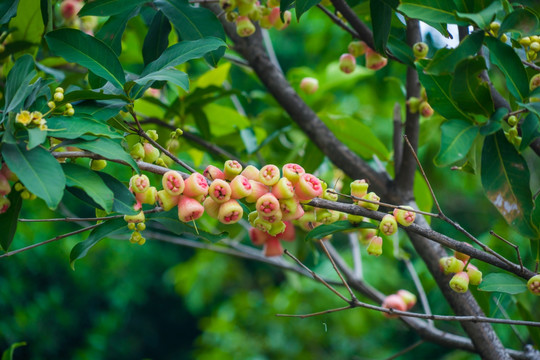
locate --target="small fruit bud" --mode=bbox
[299,77,319,94]
[379,214,398,236]
[412,42,429,59]
[507,115,518,127]
[527,274,540,295]
[465,264,483,286]
[439,256,465,275]
[236,16,256,37]
[339,53,356,74]
[146,129,159,141]
[393,206,416,227]
[177,195,205,222]
[407,97,420,113]
[367,236,383,256]
[90,159,107,171]
[365,48,388,70]
[322,188,338,201]
[531,42,540,52]
[381,294,407,318]
[65,107,75,116]
[54,92,64,102]
[449,272,469,293]
[397,290,417,310]
[348,40,367,57]
[48,101,56,109]
[519,37,531,47]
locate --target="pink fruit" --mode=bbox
[177,195,205,222]
[256,193,280,217]
[162,170,185,196]
[454,243,473,262]
[218,199,243,224]
[281,221,296,241]
[203,197,221,219]
[157,189,180,211]
[1,163,17,182]
[203,165,225,181]
[267,7,280,25]
[282,163,305,184]
[339,53,356,74]
[382,294,407,318]
[230,175,253,199]
[379,214,398,236]
[245,180,269,203]
[264,237,284,257]
[396,290,417,310]
[0,196,10,214]
[240,165,260,181]
[271,177,295,199]
[367,236,383,256]
[224,160,243,180]
[299,77,319,94]
[449,272,469,293]
[130,174,150,193]
[0,174,11,196]
[183,173,209,198]
[60,0,82,20]
[365,48,388,70]
[250,227,269,246]
[393,206,416,227]
[143,143,160,164]
[295,173,323,201]
[274,10,291,31]
[209,179,232,204]
[259,164,280,186]
[419,101,434,117]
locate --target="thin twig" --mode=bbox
[490,231,524,272]
[523,60,540,71]
[316,4,359,38]
[276,305,353,319]
[404,259,433,327]
[319,239,357,301]
[0,223,103,258]
[384,340,425,360]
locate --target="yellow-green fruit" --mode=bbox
[90,159,107,171]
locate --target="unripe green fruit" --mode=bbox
[219,0,235,11]
[367,236,383,256]
[348,40,367,57]
[396,290,417,310]
[322,188,338,202]
[393,206,416,227]
[157,190,180,211]
[465,264,482,286]
[507,115,518,127]
[54,92,64,102]
[530,74,540,91]
[90,159,107,171]
[365,48,388,70]
[259,164,281,186]
[412,42,428,59]
[527,274,540,295]
[135,186,157,205]
[350,179,369,199]
[268,220,286,236]
[520,37,531,47]
[65,107,75,116]
[130,143,145,160]
[124,210,145,223]
[274,10,291,31]
[237,0,255,15]
[224,160,243,181]
[146,129,159,141]
[379,214,398,236]
[130,174,150,193]
[359,192,380,211]
[347,213,363,224]
[236,16,256,37]
[339,53,356,74]
[439,256,465,275]
[407,97,420,113]
[299,77,319,94]
[531,42,540,52]
[449,272,469,293]
[143,143,160,164]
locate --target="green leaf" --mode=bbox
[280,0,295,13]
[478,273,527,294]
[69,218,131,269]
[27,127,48,149]
[387,35,415,67]
[2,142,66,209]
[0,191,23,251]
[398,0,466,24]
[516,300,540,348]
[499,8,539,36]
[479,107,506,135]
[1,342,26,360]
[96,172,138,215]
[192,107,211,140]
[454,0,503,29]
[484,37,529,102]
[62,163,114,213]
[79,0,147,16]
[3,54,36,117]
[72,138,139,173]
[305,220,376,241]
[140,37,226,77]
[155,0,226,67]
[519,113,540,152]
[0,0,19,24]
[520,101,540,119]
[132,68,189,99]
[9,0,44,49]
[47,115,122,139]
[148,210,228,243]
[95,7,138,56]
[45,28,126,89]
[435,119,478,166]
[450,56,494,116]
[416,60,472,121]
[296,0,320,20]
[143,10,171,66]
[60,90,129,104]
[481,131,538,238]
[425,30,484,75]
[370,0,392,54]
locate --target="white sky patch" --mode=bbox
[420,23,461,48]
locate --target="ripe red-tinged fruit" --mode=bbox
[209,179,232,204]
[348,41,367,57]
[379,214,398,236]
[419,101,434,118]
[271,177,295,199]
[367,236,383,256]
[261,209,282,223]
[365,48,388,70]
[358,227,377,245]
[178,195,205,222]
[60,0,82,20]
[339,53,356,74]
[230,175,252,199]
[465,264,483,286]
[274,10,291,31]
[203,165,225,181]
[282,163,305,184]
[256,193,280,217]
[412,42,429,59]
[240,165,260,181]
[299,77,319,94]
[449,272,469,293]
[143,143,160,164]
[439,256,465,275]
[454,243,473,262]
[295,173,323,201]
[0,174,11,196]
[264,237,284,257]
[281,221,296,241]
[245,180,269,203]
[350,179,368,199]
[130,143,145,160]
[224,160,243,180]
[359,192,380,211]
[135,186,157,205]
[162,170,185,196]
[124,211,145,223]
[250,227,269,246]
[1,163,17,182]
[0,196,10,214]
[157,190,179,211]
[397,290,417,310]
[279,198,298,221]
[382,294,407,318]
[183,173,209,198]
[527,275,540,295]
[218,199,243,224]
[393,206,416,227]
[203,197,221,219]
[130,174,150,193]
[259,164,280,186]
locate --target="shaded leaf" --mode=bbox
[454,0,503,29]
[296,0,320,20]
[143,10,171,66]
[96,172,138,215]
[478,273,527,294]
[450,56,493,116]
[425,30,484,75]
[95,7,138,56]
[148,210,228,243]
[370,0,392,54]
[387,35,415,67]
[62,163,114,213]
[398,0,466,24]
[499,7,539,36]
[1,342,26,360]
[131,68,189,99]
[519,113,540,152]
[3,54,36,117]
[239,127,258,155]
[27,127,48,149]
[2,142,65,209]
[435,119,478,166]
[305,220,376,241]
[479,107,506,135]
[0,191,23,251]
[79,0,147,17]
[0,0,19,24]
[73,138,139,173]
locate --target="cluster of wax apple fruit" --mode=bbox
[439,244,483,293]
[381,289,417,318]
[407,87,434,118]
[130,130,179,169]
[339,41,388,74]
[220,0,291,38]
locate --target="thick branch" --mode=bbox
[329,0,374,49]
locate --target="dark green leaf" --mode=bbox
[72,138,140,173]
[79,0,147,17]
[481,131,538,238]
[192,107,211,140]
[387,35,415,67]
[67,186,103,210]
[27,127,48,149]
[95,7,138,56]
[425,30,484,75]
[305,220,376,241]
[0,41,35,61]
[0,0,19,24]
[47,115,122,139]
[3,54,36,116]
[60,90,129,105]
[499,8,539,36]
[62,163,114,213]
[70,218,131,269]
[280,0,295,13]
[521,101,540,119]
[2,142,66,209]
[155,0,226,67]
[143,11,171,66]
[398,0,466,24]
[370,0,392,54]
[485,37,529,102]
[148,210,228,243]
[455,1,503,29]
[132,68,189,99]
[478,273,527,294]
[45,28,126,89]
[450,56,493,116]
[299,140,324,174]
[296,0,320,20]
[516,300,540,348]
[435,119,478,166]
[519,113,540,152]
[1,341,26,360]
[96,172,138,215]
[479,107,506,135]
[0,191,22,251]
